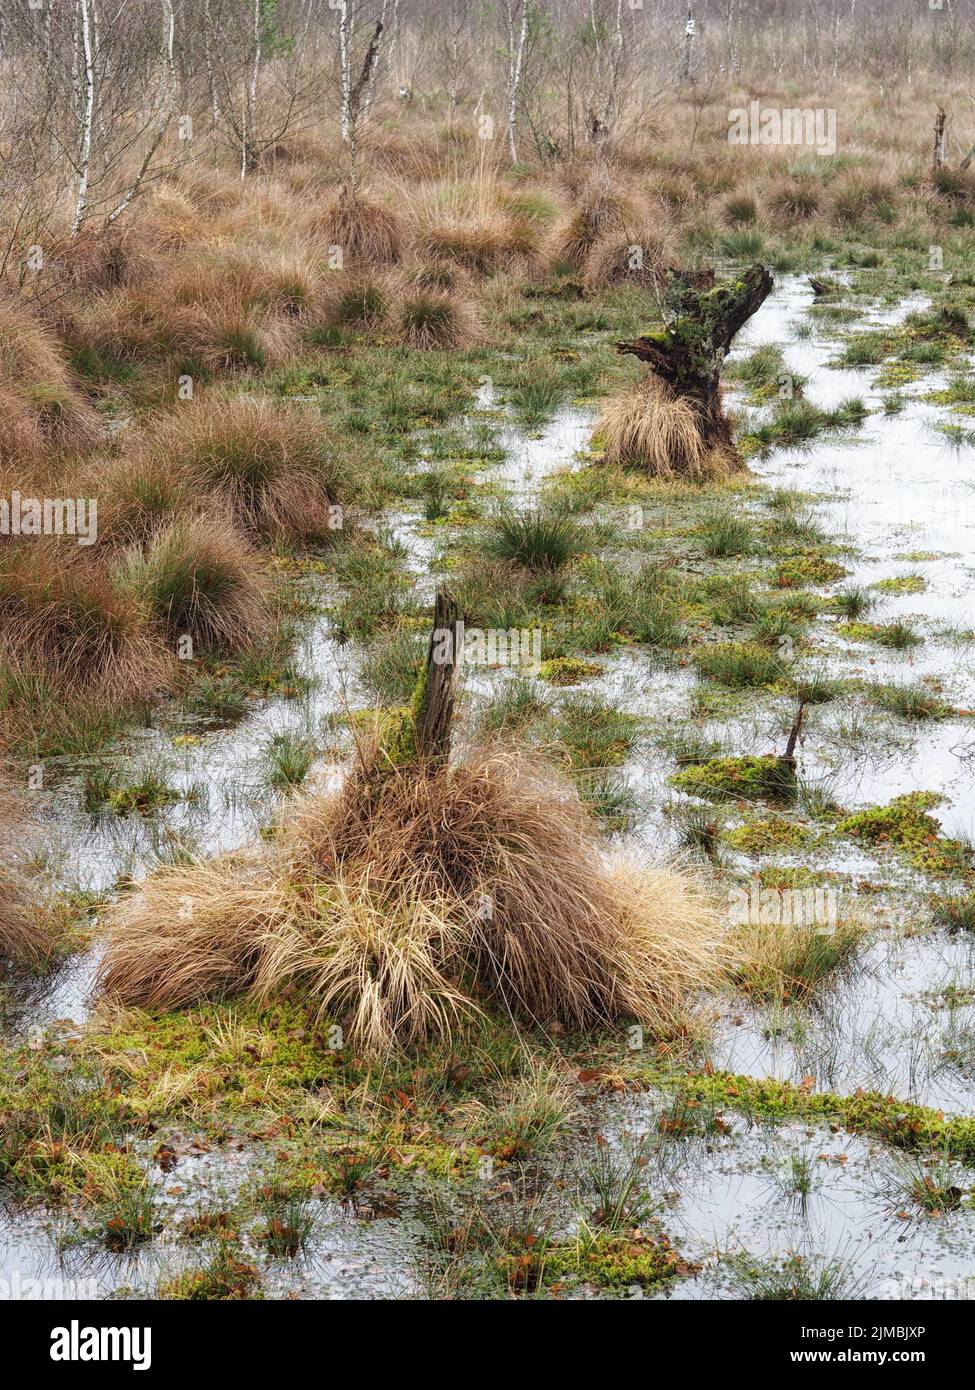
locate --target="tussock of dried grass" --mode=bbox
[310,187,403,266]
[141,185,205,249]
[594,376,737,480]
[582,222,674,293]
[557,174,645,266]
[133,396,347,544]
[0,543,171,704]
[99,857,292,1011]
[49,226,162,295]
[118,514,273,653]
[95,448,200,548]
[415,216,545,278]
[395,286,479,349]
[0,296,100,462]
[99,748,727,1052]
[0,875,53,970]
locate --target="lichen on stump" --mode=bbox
[595,263,773,478]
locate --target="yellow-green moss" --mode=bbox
[671,755,796,804]
[723,818,814,852]
[538,656,602,686]
[544,1230,688,1292]
[496,1228,688,1295]
[837,792,972,876]
[672,1070,975,1162]
[872,574,927,594]
[774,554,848,588]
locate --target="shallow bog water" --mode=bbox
[6,276,975,1299]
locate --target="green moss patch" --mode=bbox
[837,792,972,876]
[671,755,797,804]
[672,1071,975,1163]
[538,656,603,686]
[872,574,927,594]
[542,1229,690,1293]
[723,818,815,852]
[774,554,848,588]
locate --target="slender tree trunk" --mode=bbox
[243,0,262,177]
[681,6,695,84]
[339,0,351,141]
[506,0,528,164]
[70,0,96,237]
[204,0,219,126]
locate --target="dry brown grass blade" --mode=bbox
[0,541,171,704]
[0,785,60,970]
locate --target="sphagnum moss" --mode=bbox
[669,1071,975,1165]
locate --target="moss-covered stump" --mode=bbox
[612,264,774,475]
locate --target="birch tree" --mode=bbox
[504,0,530,164]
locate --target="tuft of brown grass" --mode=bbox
[333,275,390,329]
[594,376,738,480]
[98,856,292,1011]
[99,747,727,1051]
[140,184,205,249]
[134,396,348,544]
[830,176,898,227]
[0,786,56,970]
[66,280,292,377]
[582,222,674,293]
[0,295,100,462]
[310,186,403,266]
[117,514,273,654]
[765,178,821,225]
[557,174,644,267]
[404,171,549,278]
[253,877,476,1053]
[400,257,473,296]
[0,542,170,704]
[395,287,478,350]
[95,448,200,548]
[48,226,162,296]
[415,215,545,278]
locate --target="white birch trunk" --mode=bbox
[507,0,528,165]
[339,1,351,142]
[70,0,96,237]
[204,0,219,125]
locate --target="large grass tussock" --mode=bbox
[0,543,170,705]
[99,748,726,1052]
[0,786,59,969]
[0,296,99,462]
[133,397,347,544]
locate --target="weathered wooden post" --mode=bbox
[374,588,463,772]
[934,107,948,173]
[415,587,463,765]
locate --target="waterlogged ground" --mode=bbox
[5,275,975,1300]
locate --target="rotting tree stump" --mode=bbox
[616,263,773,467]
[371,587,464,775]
